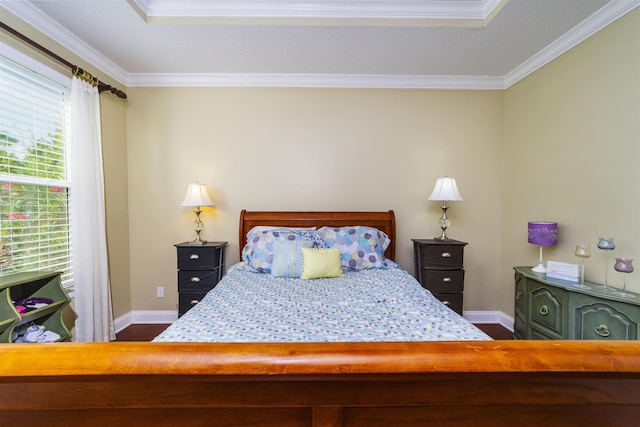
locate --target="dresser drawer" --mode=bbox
[431,292,463,314]
[177,246,223,270]
[529,285,567,338]
[572,294,640,340]
[178,291,209,316]
[419,268,464,293]
[178,269,221,292]
[417,244,464,269]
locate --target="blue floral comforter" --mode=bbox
[153,263,491,342]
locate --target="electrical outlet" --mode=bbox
[156,286,164,298]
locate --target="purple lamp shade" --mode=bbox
[528,222,558,246]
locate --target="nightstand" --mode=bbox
[412,238,467,315]
[175,241,227,317]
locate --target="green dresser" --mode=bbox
[514,266,640,340]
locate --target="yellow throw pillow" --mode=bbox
[301,247,343,279]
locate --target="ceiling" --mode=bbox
[1,0,638,89]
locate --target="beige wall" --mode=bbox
[126,88,505,311]
[100,95,131,319]
[502,8,640,315]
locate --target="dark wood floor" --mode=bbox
[115,323,513,341]
[115,324,170,341]
[474,323,513,340]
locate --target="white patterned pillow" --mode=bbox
[270,238,315,278]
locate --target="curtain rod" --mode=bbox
[0,21,127,100]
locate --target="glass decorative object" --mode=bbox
[613,258,635,298]
[574,245,592,289]
[596,237,615,289]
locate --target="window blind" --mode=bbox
[0,48,73,290]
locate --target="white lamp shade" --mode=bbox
[428,177,463,202]
[181,183,215,207]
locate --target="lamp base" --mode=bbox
[435,203,451,240]
[532,262,547,273]
[187,240,207,245]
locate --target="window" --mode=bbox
[0,43,73,290]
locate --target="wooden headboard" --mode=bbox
[239,210,396,261]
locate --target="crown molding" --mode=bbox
[128,0,507,25]
[3,0,639,90]
[125,72,505,89]
[0,1,129,84]
[504,0,640,87]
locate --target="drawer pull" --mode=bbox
[442,277,452,283]
[190,299,199,306]
[515,291,522,300]
[442,300,450,306]
[539,305,548,315]
[441,252,451,258]
[189,254,200,260]
[190,276,201,283]
[595,324,610,337]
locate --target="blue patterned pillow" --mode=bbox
[270,238,315,278]
[317,226,393,270]
[242,228,317,273]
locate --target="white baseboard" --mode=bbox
[115,310,513,333]
[114,310,178,333]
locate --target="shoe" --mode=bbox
[37,330,61,342]
[11,323,32,342]
[23,325,45,343]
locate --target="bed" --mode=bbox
[1,210,640,426]
[154,210,490,343]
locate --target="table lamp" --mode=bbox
[528,221,558,273]
[428,176,463,240]
[181,182,215,245]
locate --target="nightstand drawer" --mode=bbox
[177,246,223,270]
[417,245,464,269]
[178,291,208,316]
[419,268,464,293]
[178,269,221,292]
[431,292,463,314]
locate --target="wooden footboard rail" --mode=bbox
[1,341,640,426]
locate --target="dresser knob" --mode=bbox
[190,276,201,283]
[515,292,522,300]
[595,324,610,337]
[442,300,450,306]
[442,277,452,283]
[190,299,199,306]
[441,252,451,258]
[539,305,548,315]
[190,254,200,260]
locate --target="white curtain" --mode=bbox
[70,76,115,342]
